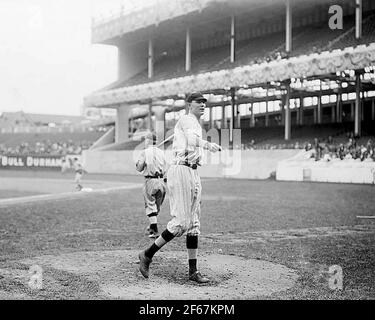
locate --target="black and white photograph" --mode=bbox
[0,0,374,308]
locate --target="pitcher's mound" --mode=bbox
[21,250,298,299]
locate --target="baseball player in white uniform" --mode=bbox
[73,157,84,191]
[136,133,167,238]
[138,92,221,284]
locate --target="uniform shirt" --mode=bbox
[136,146,167,177]
[171,113,207,165]
[73,161,83,172]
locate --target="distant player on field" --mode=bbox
[73,157,85,191]
[136,133,167,238]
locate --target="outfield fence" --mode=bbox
[0,154,64,171]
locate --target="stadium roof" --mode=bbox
[92,0,332,45]
[85,0,375,109]
[0,111,85,126]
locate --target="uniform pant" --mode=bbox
[75,172,83,185]
[166,164,201,237]
[143,178,166,216]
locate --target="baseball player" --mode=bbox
[136,133,167,238]
[138,92,221,284]
[72,157,84,191]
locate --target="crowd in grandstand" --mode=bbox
[305,134,375,162]
[253,50,289,65]
[1,129,374,163]
[242,140,304,150]
[0,140,93,156]
[240,132,375,162]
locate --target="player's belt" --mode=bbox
[145,173,163,179]
[179,162,199,170]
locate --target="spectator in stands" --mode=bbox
[365,140,375,161]
[359,144,368,162]
[0,139,92,156]
[304,142,312,151]
[322,145,332,162]
[326,136,336,153]
[351,145,361,160]
[344,146,353,160]
[337,143,346,160]
[313,138,322,161]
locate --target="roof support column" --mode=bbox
[355,0,362,39]
[130,118,134,135]
[317,96,322,124]
[185,27,191,72]
[331,103,336,123]
[230,14,236,63]
[265,84,269,127]
[222,105,227,129]
[336,83,342,123]
[154,106,166,142]
[372,99,375,121]
[115,104,130,143]
[317,83,322,124]
[285,0,292,53]
[230,87,236,142]
[299,97,304,125]
[250,103,255,127]
[361,92,365,121]
[236,105,241,128]
[210,107,214,129]
[296,103,300,126]
[147,99,153,131]
[350,102,355,121]
[354,71,362,136]
[284,80,291,140]
[148,39,153,79]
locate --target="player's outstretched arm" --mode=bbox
[204,142,221,152]
[135,151,146,172]
[179,117,221,152]
[185,131,221,153]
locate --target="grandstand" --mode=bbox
[81,0,375,177]
[99,11,375,88]
[0,110,114,158]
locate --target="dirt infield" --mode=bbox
[6,250,296,300]
[0,170,374,299]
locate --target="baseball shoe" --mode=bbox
[189,271,210,284]
[148,230,160,239]
[145,227,159,238]
[138,251,152,278]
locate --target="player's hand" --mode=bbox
[207,142,221,153]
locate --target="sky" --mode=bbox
[0,0,153,116]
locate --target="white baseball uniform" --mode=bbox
[166,113,207,237]
[136,146,167,216]
[73,161,84,188]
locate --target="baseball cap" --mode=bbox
[186,92,207,103]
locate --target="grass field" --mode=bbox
[0,169,374,300]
